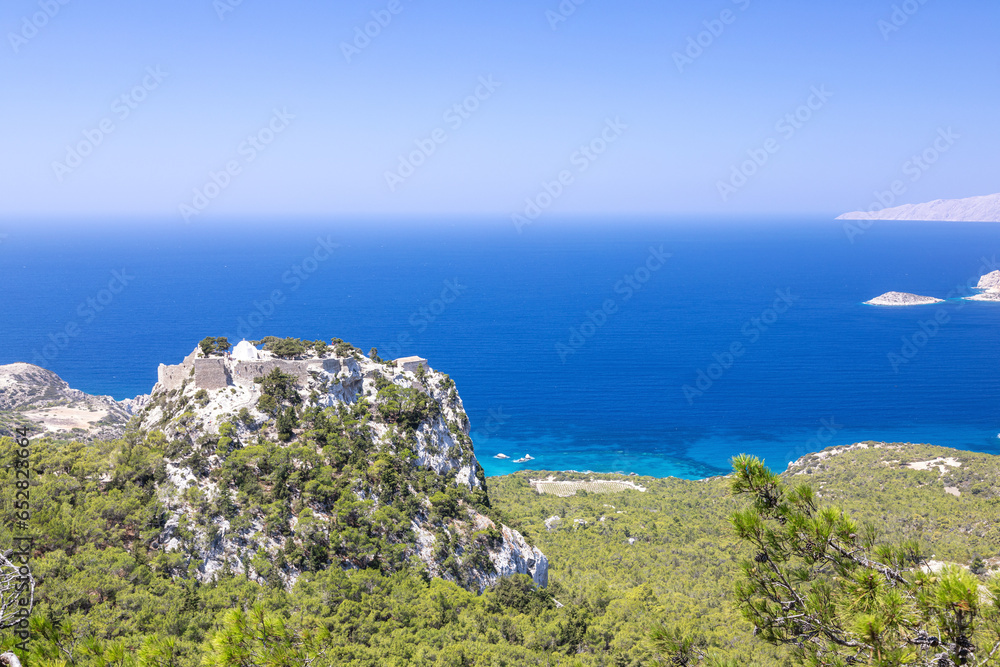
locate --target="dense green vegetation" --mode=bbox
[0,423,502,665]
[488,444,1000,666]
[1,437,999,665]
[375,379,441,432]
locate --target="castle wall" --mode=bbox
[194,358,232,390]
[230,358,341,388]
[400,357,428,373]
[159,354,344,392]
[157,363,190,393]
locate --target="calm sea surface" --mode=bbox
[2,218,998,478]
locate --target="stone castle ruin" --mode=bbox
[396,355,429,374]
[155,340,428,394]
[156,341,344,393]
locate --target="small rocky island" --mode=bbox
[865,291,944,306]
[967,270,1000,302]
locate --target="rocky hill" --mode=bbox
[0,337,547,594]
[0,362,144,440]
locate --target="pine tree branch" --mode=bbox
[824,540,908,584]
[986,639,1000,663]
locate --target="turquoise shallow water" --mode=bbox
[1,218,998,478]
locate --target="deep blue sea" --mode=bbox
[2,218,998,478]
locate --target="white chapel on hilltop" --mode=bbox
[232,339,260,362]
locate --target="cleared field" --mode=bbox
[531,479,647,497]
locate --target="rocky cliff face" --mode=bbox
[3,341,548,593]
[837,192,1000,222]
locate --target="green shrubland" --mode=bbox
[2,437,999,665]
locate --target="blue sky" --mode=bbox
[1,0,997,220]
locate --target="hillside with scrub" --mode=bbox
[0,338,999,665]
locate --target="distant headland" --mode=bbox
[838,192,1000,222]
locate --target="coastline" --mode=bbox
[488,441,1000,487]
[478,426,1000,480]
[862,300,942,306]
